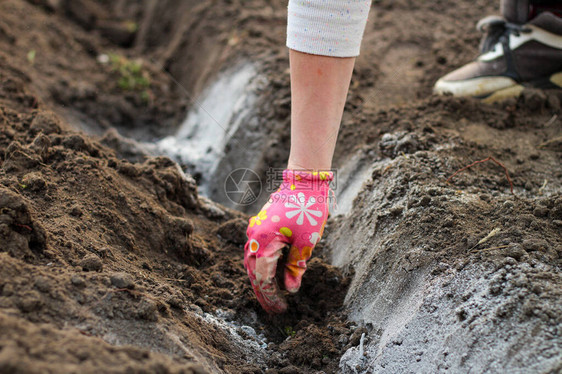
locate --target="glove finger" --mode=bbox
[244,237,288,314]
[283,244,314,294]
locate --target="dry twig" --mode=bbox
[447,156,514,194]
[476,245,510,253]
[468,227,501,251]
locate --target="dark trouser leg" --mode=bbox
[502,0,562,23]
[501,0,530,23]
[529,0,562,19]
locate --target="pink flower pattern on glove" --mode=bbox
[244,169,333,313]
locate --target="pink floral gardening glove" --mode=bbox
[244,169,334,314]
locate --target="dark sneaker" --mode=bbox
[434,12,562,102]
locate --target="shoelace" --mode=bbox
[476,15,532,53]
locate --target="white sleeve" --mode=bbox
[287,0,372,57]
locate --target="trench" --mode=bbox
[84,62,375,215]
[154,63,262,197]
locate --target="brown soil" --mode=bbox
[1,0,561,373]
[1,0,196,140]
[0,67,355,373]
[0,2,355,372]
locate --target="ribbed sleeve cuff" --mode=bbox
[287,0,372,57]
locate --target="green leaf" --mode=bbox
[27,50,36,64]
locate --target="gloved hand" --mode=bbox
[244,169,333,313]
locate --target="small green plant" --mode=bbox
[123,21,138,33]
[140,90,150,102]
[108,53,151,93]
[284,326,296,338]
[27,50,36,64]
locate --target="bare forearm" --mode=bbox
[287,50,355,171]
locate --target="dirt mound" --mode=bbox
[0,313,206,374]
[328,66,561,372]
[0,22,354,372]
[327,82,562,373]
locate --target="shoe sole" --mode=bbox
[549,72,562,87]
[478,72,562,103]
[481,85,524,103]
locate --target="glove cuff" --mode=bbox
[282,169,334,184]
